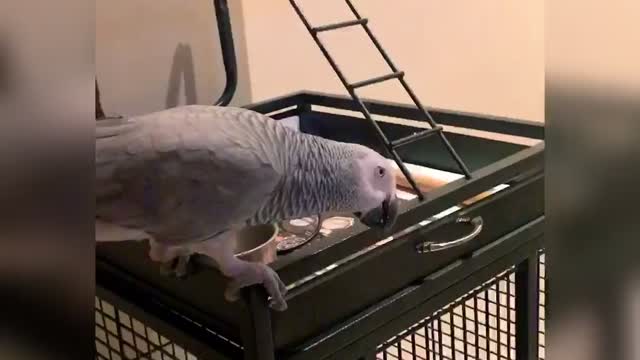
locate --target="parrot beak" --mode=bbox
[357,195,399,232]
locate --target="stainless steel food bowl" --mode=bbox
[234,224,279,264]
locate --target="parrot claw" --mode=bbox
[224,262,288,311]
[159,255,194,278]
[149,241,195,278]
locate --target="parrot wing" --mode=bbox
[95,106,283,245]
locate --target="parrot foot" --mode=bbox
[149,240,194,278]
[189,231,288,311]
[223,261,288,311]
[159,255,194,278]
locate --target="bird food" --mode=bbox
[276,215,321,253]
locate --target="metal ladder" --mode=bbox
[289,0,472,200]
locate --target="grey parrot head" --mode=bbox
[348,146,399,233]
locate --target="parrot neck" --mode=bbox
[249,133,359,225]
[278,134,359,219]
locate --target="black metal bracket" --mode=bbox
[515,250,541,360]
[213,0,238,106]
[241,288,276,360]
[289,0,472,200]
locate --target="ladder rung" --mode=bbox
[289,0,472,185]
[349,71,404,89]
[312,18,368,33]
[391,126,443,148]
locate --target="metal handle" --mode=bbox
[416,216,483,253]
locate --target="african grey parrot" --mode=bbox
[95,105,399,311]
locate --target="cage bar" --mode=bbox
[312,18,368,33]
[374,260,538,360]
[348,71,405,90]
[391,127,443,148]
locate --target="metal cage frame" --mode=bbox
[96,249,545,360]
[96,87,545,359]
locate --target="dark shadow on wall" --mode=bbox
[165,0,253,109]
[166,43,198,108]
[159,1,255,110]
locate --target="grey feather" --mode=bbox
[96,105,363,246]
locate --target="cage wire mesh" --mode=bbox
[376,251,546,360]
[94,252,546,360]
[94,296,200,360]
[538,252,546,360]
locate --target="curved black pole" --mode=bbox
[97,1,238,116]
[213,0,238,106]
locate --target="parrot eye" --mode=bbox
[376,166,385,178]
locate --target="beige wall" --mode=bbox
[97,1,543,122]
[547,0,640,95]
[96,0,252,117]
[241,0,544,122]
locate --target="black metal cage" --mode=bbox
[96,88,545,359]
[96,1,545,359]
[96,86,545,359]
[96,252,545,360]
